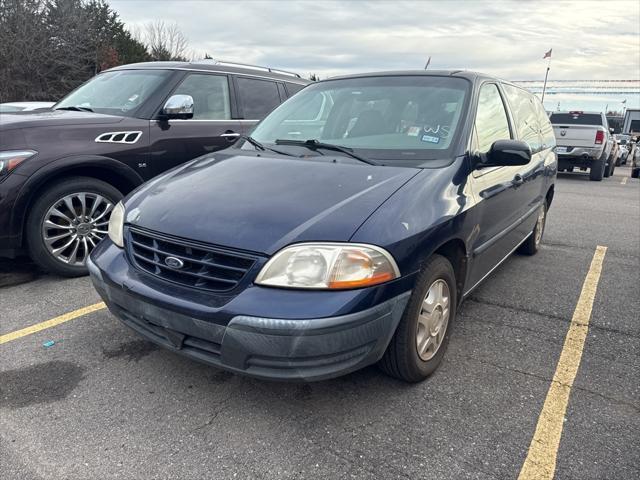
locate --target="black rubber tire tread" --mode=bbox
[26,176,123,277]
[518,201,547,256]
[379,254,457,382]
[589,151,607,181]
[604,154,614,178]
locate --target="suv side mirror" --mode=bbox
[161,94,194,120]
[474,140,532,169]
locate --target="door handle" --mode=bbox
[221,131,240,141]
[512,174,524,186]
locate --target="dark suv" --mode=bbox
[0,60,308,276]
[89,71,557,382]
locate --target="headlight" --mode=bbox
[0,150,37,177]
[108,201,125,247]
[255,243,400,289]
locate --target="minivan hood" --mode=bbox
[0,109,124,131]
[125,154,420,255]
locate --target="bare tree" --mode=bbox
[0,0,149,102]
[140,21,188,61]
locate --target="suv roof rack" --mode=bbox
[193,59,302,79]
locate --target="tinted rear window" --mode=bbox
[236,77,281,119]
[285,83,306,96]
[549,113,603,126]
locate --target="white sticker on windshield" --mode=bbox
[421,134,440,144]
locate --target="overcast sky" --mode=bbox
[111,0,640,111]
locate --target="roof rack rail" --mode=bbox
[193,59,302,79]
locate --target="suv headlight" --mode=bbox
[255,243,400,289]
[0,150,37,177]
[108,201,125,247]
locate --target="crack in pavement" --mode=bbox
[455,355,640,414]
[463,297,640,340]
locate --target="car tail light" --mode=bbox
[595,131,604,145]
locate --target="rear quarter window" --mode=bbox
[532,97,556,149]
[502,84,542,152]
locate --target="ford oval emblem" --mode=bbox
[164,256,184,269]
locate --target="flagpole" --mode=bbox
[541,56,551,104]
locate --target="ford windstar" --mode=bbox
[88,71,557,382]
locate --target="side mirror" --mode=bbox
[161,94,194,120]
[474,140,532,168]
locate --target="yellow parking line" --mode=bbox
[518,245,607,480]
[621,177,627,185]
[0,302,106,345]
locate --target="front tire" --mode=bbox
[379,255,457,382]
[26,177,123,277]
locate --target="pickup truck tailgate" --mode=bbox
[550,112,604,147]
[552,124,600,146]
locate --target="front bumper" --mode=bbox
[88,242,411,382]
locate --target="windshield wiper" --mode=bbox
[274,139,378,165]
[55,105,94,112]
[241,135,297,157]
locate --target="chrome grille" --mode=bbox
[127,227,256,292]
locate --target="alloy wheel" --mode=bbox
[534,205,546,247]
[416,279,451,361]
[41,192,114,266]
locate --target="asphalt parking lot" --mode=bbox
[1,165,638,480]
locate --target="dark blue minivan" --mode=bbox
[88,71,556,382]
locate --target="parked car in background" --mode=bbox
[550,111,615,180]
[89,70,557,382]
[0,60,309,276]
[632,140,640,179]
[614,134,630,165]
[0,102,55,113]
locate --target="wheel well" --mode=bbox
[433,239,467,302]
[19,166,140,245]
[546,185,554,207]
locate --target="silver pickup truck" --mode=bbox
[550,111,615,181]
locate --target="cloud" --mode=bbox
[111,0,639,110]
[112,0,639,79]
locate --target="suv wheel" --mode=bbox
[26,177,123,277]
[518,201,547,255]
[379,254,456,382]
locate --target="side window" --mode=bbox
[475,83,511,153]
[502,84,542,152]
[532,97,556,149]
[236,77,281,119]
[285,83,306,96]
[172,74,231,120]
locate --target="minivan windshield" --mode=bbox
[250,75,470,165]
[55,70,170,117]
